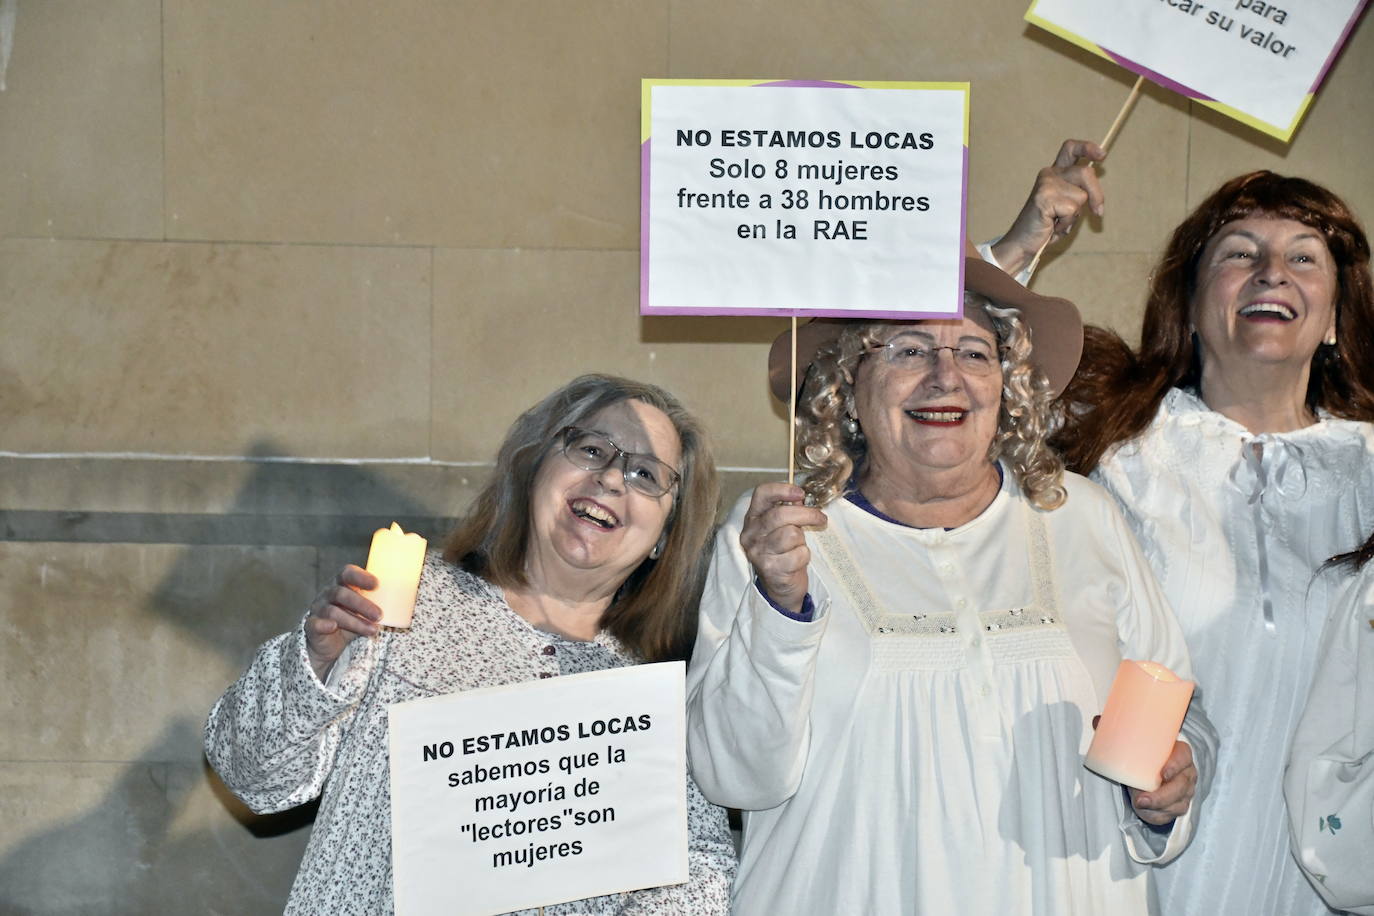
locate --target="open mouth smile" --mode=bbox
[569,498,620,530]
[1239,302,1296,321]
[906,408,967,426]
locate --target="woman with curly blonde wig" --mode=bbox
[686,251,1217,914]
[796,296,1067,511]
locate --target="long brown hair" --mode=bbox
[1054,171,1374,474]
[443,374,719,663]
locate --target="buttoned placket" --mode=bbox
[922,529,1000,735]
[537,641,558,678]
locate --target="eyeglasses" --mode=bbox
[558,427,682,498]
[866,332,1002,377]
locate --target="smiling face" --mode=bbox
[526,398,681,591]
[1192,214,1337,372]
[852,315,1004,490]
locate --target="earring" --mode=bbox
[843,416,860,435]
[1324,333,1337,347]
[649,542,663,560]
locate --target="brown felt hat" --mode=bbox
[766,240,1084,401]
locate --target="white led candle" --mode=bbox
[1084,659,1195,791]
[363,522,427,629]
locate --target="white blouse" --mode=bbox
[1285,563,1374,916]
[1093,387,1374,916]
[686,469,1216,915]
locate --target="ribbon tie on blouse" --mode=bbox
[1228,437,1310,504]
[1228,438,1309,633]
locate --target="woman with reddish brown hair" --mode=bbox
[995,156,1374,916]
[1053,170,1374,472]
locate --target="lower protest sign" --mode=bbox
[388,662,688,916]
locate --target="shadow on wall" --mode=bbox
[0,443,462,915]
[641,313,795,426]
[0,718,320,915]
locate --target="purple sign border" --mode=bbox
[1100,48,1213,102]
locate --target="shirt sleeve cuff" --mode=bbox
[754,576,816,622]
[1117,776,1197,865]
[977,236,1035,286]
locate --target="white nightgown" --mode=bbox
[687,469,1216,914]
[1094,386,1374,916]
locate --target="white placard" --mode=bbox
[641,80,969,318]
[1027,0,1368,141]
[388,662,688,916]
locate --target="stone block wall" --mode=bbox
[2,1,1369,911]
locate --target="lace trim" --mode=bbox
[1027,509,1058,612]
[980,606,1056,632]
[815,504,1060,639]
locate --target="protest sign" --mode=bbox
[641,79,969,318]
[1026,0,1369,141]
[388,662,687,916]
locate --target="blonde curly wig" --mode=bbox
[795,295,1067,511]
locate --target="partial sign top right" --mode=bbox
[1026,0,1369,141]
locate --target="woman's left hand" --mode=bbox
[990,138,1106,275]
[1129,740,1197,826]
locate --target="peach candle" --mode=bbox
[364,523,427,629]
[1084,659,1195,791]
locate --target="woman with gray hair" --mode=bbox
[685,254,1216,914]
[207,374,735,915]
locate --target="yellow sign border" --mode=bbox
[1024,1,1314,142]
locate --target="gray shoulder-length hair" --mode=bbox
[795,296,1066,510]
[442,374,720,663]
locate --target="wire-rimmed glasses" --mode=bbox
[866,331,1002,376]
[558,427,681,497]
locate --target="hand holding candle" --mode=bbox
[364,523,428,629]
[1085,659,1194,792]
[1129,739,1197,826]
[304,564,383,682]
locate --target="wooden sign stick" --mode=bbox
[788,315,798,484]
[1026,74,1145,274]
[1100,74,1146,151]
